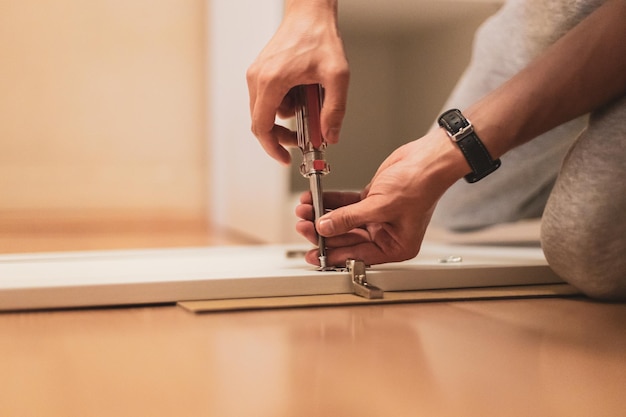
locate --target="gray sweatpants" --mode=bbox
[541,97,626,300]
[430,0,625,299]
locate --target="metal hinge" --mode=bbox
[346,259,384,299]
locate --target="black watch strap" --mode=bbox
[437,109,501,183]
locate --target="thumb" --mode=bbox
[316,198,378,236]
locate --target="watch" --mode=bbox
[437,109,501,183]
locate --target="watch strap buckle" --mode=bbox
[438,109,501,183]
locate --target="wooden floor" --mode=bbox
[1,219,624,417]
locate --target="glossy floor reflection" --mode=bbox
[2,297,624,416]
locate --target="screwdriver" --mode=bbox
[294,84,331,270]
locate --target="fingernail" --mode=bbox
[318,218,334,235]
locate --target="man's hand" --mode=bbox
[246,0,349,164]
[295,131,468,266]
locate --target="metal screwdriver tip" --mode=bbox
[318,255,328,271]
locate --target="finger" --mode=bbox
[302,242,385,267]
[295,203,314,221]
[316,196,386,237]
[250,82,293,164]
[299,191,362,209]
[320,67,349,144]
[273,124,298,147]
[297,217,373,251]
[325,229,372,247]
[295,220,321,246]
[246,65,259,116]
[328,238,422,266]
[324,191,362,209]
[325,242,388,266]
[277,89,296,119]
[304,249,322,266]
[299,191,311,204]
[255,128,292,165]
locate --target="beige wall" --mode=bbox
[0,0,500,243]
[0,0,207,223]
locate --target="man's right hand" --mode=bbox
[246,0,350,164]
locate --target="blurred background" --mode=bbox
[0,0,502,249]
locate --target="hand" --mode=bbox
[295,131,468,266]
[246,0,350,164]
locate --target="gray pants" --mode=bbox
[541,96,626,300]
[431,0,625,299]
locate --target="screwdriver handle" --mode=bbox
[295,84,330,178]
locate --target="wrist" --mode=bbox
[282,0,341,42]
[411,129,472,193]
[285,0,338,16]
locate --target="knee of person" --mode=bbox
[541,219,626,301]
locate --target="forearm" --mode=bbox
[466,0,626,158]
[281,0,341,47]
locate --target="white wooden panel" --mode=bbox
[0,243,562,311]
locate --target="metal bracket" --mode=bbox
[346,259,383,299]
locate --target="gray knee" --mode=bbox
[540,97,626,300]
[541,216,626,300]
